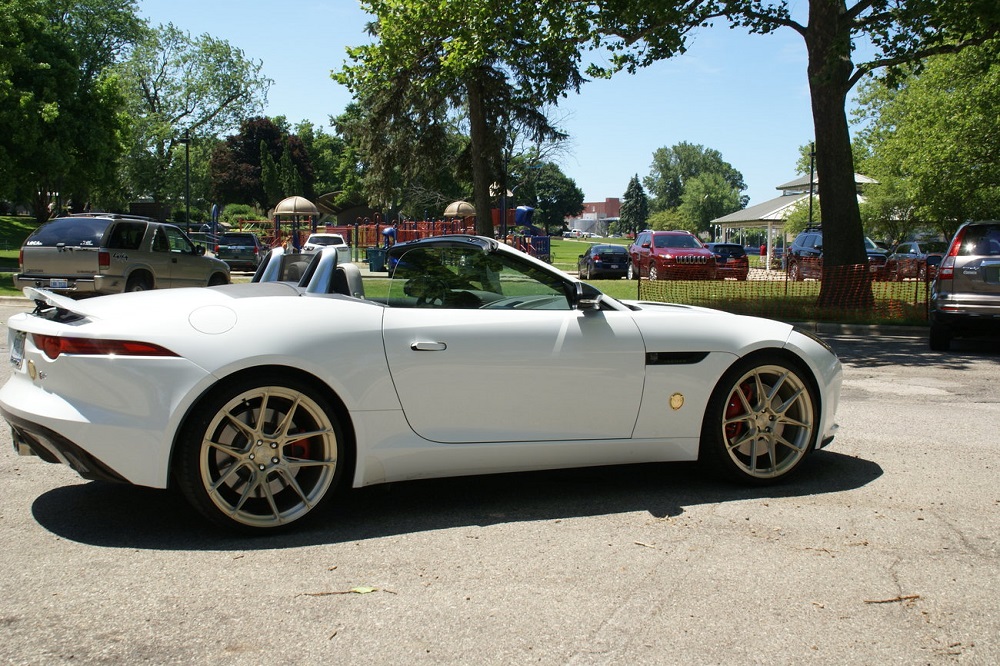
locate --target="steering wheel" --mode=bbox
[404,274,452,307]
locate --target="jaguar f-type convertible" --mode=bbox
[2,235,842,532]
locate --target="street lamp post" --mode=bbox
[178,129,191,231]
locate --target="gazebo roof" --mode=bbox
[273,196,319,217]
[443,200,475,217]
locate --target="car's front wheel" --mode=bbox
[176,373,346,532]
[648,264,659,281]
[700,354,818,484]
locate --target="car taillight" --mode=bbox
[32,335,178,360]
[19,247,23,269]
[938,229,966,281]
[99,250,110,268]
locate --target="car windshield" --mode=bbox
[220,234,254,243]
[654,235,702,249]
[594,246,626,255]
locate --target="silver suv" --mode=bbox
[929,221,1000,351]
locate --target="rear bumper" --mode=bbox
[15,275,124,294]
[5,410,127,483]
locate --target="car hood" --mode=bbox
[622,300,795,353]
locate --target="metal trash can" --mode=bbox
[366,247,387,272]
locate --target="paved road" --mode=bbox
[0,300,997,664]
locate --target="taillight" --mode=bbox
[32,335,178,360]
[19,247,24,269]
[592,254,601,262]
[99,250,110,268]
[938,229,966,280]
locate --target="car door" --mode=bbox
[381,245,646,444]
[632,232,651,277]
[162,225,212,287]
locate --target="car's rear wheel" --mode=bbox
[177,373,346,532]
[700,354,818,484]
[126,274,152,292]
[627,261,637,280]
[929,323,951,351]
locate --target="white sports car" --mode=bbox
[2,235,842,533]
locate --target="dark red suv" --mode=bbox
[627,231,717,280]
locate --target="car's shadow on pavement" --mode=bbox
[31,450,882,550]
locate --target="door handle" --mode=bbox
[410,341,447,351]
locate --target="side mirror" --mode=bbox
[195,245,206,256]
[570,281,602,311]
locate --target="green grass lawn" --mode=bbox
[0,215,39,296]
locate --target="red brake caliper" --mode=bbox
[724,381,754,439]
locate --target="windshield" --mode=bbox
[654,234,702,249]
[309,235,345,246]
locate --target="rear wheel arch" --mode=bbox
[169,365,357,493]
[125,270,154,292]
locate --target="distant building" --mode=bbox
[566,198,621,236]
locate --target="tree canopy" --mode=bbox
[589,0,1000,304]
[115,22,271,206]
[335,0,589,235]
[0,0,143,222]
[855,39,1000,240]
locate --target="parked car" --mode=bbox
[214,232,264,271]
[929,221,1000,351]
[704,243,750,280]
[577,243,629,279]
[885,240,948,281]
[2,235,842,533]
[627,230,717,280]
[302,233,352,264]
[15,214,229,295]
[785,229,888,281]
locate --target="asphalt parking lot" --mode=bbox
[0,298,997,664]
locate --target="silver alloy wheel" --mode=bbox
[648,264,658,281]
[197,384,340,528]
[718,363,815,479]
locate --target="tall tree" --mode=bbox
[855,39,1000,239]
[644,142,746,213]
[590,1,1000,306]
[336,0,588,235]
[515,162,584,234]
[618,175,649,236]
[210,117,314,210]
[0,0,143,222]
[115,22,271,205]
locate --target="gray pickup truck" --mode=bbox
[16,214,230,295]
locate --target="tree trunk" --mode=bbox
[806,0,873,308]
[467,78,495,237]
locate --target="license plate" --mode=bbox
[49,279,68,289]
[610,264,619,269]
[10,331,25,368]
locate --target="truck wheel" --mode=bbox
[125,274,152,292]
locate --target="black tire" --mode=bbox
[700,354,819,484]
[125,273,153,292]
[208,273,228,286]
[176,372,347,532]
[929,323,951,352]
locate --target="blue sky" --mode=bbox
[139,0,833,207]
